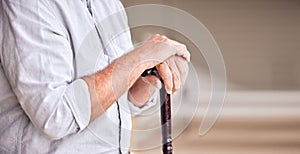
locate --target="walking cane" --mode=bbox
[142,67,173,154]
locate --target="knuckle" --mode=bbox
[161,38,168,43]
[150,34,160,40]
[160,35,168,42]
[161,35,168,39]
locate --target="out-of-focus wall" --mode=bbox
[121,0,300,153]
[122,0,300,91]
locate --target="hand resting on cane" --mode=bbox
[128,35,190,107]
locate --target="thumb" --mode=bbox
[142,75,162,89]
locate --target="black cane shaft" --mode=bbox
[160,90,173,154]
[141,67,173,154]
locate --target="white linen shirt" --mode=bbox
[0,0,156,153]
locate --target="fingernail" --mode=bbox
[167,89,172,94]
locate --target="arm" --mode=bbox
[82,47,150,122]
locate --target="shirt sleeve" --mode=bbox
[0,0,91,140]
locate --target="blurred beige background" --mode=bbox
[121,0,300,153]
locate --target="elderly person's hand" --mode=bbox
[129,35,190,106]
[143,35,190,94]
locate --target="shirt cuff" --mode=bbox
[127,89,159,116]
[64,79,91,132]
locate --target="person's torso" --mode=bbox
[0,0,133,153]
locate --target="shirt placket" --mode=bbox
[83,1,124,153]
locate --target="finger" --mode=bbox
[142,75,162,89]
[168,58,181,93]
[174,56,189,85]
[149,34,161,40]
[168,40,191,62]
[149,34,168,43]
[156,35,168,42]
[156,62,173,94]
